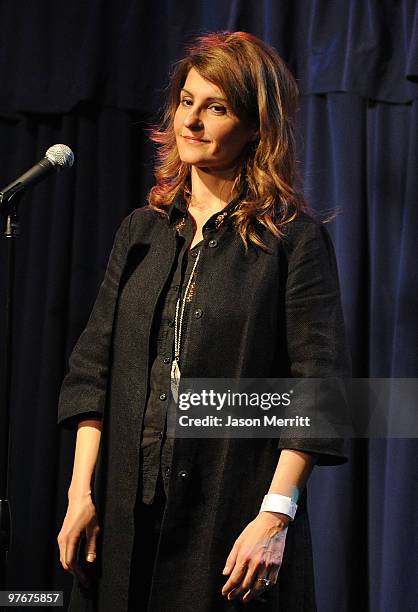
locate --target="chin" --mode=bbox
[178,153,207,165]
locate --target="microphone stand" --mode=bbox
[0,145,74,589]
[0,194,20,589]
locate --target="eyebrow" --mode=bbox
[180,88,228,103]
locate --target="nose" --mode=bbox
[183,106,203,130]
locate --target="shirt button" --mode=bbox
[178,470,189,479]
[208,239,218,248]
[159,393,167,401]
[163,356,170,364]
[191,251,199,259]
[168,320,174,327]
[194,309,203,319]
[172,285,179,291]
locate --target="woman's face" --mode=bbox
[174,68,256,173]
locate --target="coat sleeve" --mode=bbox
[57,212,133,430]
[277,215,352,465]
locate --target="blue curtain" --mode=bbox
[0,2,416,610]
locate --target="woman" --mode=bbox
[57,31,350,611]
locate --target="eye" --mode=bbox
[180,97,193,107]
[209,104,227,115]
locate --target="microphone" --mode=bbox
[0,144,74,207]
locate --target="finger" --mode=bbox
[242,586,267,604]
[222,540,240,576]
[228,559,260,599]
[57,533,66,569]
[243,560,282,604]
[243,574,270,601]
[85,522,100,562]
[59,539,89,587]
[63,536,80,572]
[65,539,90,588]
[242,576,271,603]
[58,536,73,572]
[222,561,248,598]
[243,586,268,604]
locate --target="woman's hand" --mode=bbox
[57,492,100,588]
[221,512,289,604]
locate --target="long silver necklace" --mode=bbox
[170,249,201,403]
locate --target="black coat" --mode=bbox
[58,203,351,611]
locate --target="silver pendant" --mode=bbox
[170,359,181,403]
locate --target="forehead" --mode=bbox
[182,68,226,99]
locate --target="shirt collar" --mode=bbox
[168,189,244,231]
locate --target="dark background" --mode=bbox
[0,1,417,610]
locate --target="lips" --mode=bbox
[182,135,209,143]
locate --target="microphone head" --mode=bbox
[45,144,74,168]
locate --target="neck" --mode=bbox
[189,166,237,213]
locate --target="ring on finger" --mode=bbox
[256,577,271,588]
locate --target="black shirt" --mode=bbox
[139,194,241,504]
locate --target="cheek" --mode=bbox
[173,108,183,134]
[217,127,249,154]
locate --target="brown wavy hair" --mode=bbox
[148,31,308,250]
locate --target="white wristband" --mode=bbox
[259,494,298,520]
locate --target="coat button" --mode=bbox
[190,251,199,259]
[157,431,163,439]
[165,467,171,476]
[178,470,189,479]
[168,320,174,327]
[194,309,203,319]
[208,239,218,248]
[163,356,170,364]
[159,393,167,401]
